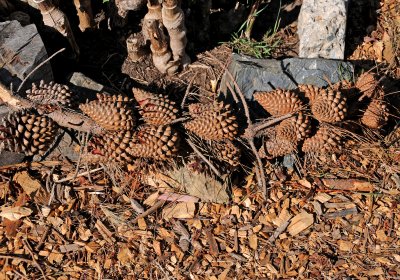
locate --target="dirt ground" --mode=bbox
[0,0,399,279]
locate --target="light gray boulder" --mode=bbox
[297,0,349,59]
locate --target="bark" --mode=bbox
[148,21,178,75]
[73,0,94,32]
[34,0,80,56]
[161,0,190,67]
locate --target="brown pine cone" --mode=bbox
[79,94,135,131]
[26,80,76,107]
[259,138,297,158]
[302,126,342,154]
[276,112,311,143]
[0,111,58,156]
[132,88,179,125]
[310,89,347,123]
[361,99,389,129]
[129,125,179,160]
[298,84,322,103]
[91,130,135,163]
[210,140,241,167]
[355,72,380,100]
[184,101,238,141]
[254,89,303,116]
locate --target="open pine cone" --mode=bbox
[209,140,241,167]
[254,89,303,116]
[0,111,58,156]
[259,138,297,158]
[298,84,321,103]
[129,125,180,160]
[26,80,76,108]
[355,72,382,100]
[361,98,389,129]
[302,125,342,154]
[80,94,136,131]
[276,112,311,143]
[91,130,135,163]
[132,88,179,125]
[184,101,238,141]
[310,89,347,123]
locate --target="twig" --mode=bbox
[169,116,190,124]
[187,139,221,177]
[206,51,267,196]
[35,225,52,251]
[0,254,35,263]
[181,76,195,109]
[23,239,47,280]
[53,166,104,183]
[132,200,165,224]
[17,48,66,93]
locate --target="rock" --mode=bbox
[297,0,348,59]
[0,21,53,90]
[0,151,25,167]
[220,53,354,100]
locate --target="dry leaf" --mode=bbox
[373,41,384,62]
[382,32,396,64]
[118,246,133,265]
[13,171,41,195]
[162,202,196,220]
[0,206,32,221]
[287,211,313,236]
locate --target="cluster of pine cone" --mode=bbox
[254,72,389,158]
[0,73,390,166]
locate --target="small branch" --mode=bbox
[53,166,104,183]
[187,139,221,177]
[132,200,165,224]
[181,76,195,109]
[206,51,267,196]
[169,116,190,124]
[23,239,47,280]
[17,48,66,93]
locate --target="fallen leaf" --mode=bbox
[373,41,384,62]
[382,32,396,64]
[118,245,133,265]
[162,202,196,220]
[0,206,32,221]
[13,171,41,195]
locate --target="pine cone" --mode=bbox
[302,126,342,154]
[184,101,238,141]
[298,84,321,103]
[276,112,311,142]
[259,138,297,158]
[79,94,135,131]
[129,125,179,160]
[254,89,303,116]
[356,72,380,100]
[310,89,347,123]
[91,130,135,163]
[210,140,240,166]
[26,80,76,107]
[0,111,58,156]
[361,99,389,129]
[132,88,179,125]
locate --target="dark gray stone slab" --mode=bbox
[0,20,53,90]
[220,53,354,100]
[0,151,25,167]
